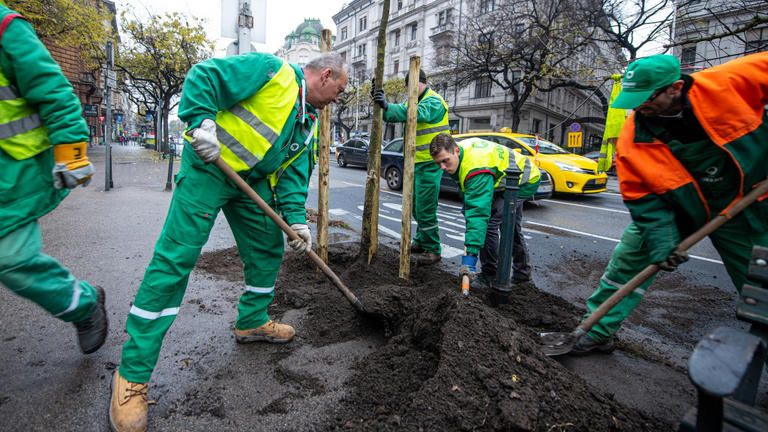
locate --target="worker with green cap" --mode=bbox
[0,1,106,356]
[429,133,541,286]
[373,69,450,265]
[109,52,348,432]
[572,52,768,354]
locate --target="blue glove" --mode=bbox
[460,254,478,277]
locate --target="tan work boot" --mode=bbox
[235,320,295,344]
[415,252,441,265]
[109,370,148,432]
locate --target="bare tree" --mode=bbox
[587,0,674,62]
[669,0,768,68]
[449,0,601,131]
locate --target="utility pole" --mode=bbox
[238,0,253,54]
[104,40,114,191]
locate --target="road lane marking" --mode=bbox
[542,199,629,214]
[525,220,722,264]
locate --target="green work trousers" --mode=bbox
[119,161,284,383]
[0,221,98,323]
[584,216,768,343]
[413,161,442,255]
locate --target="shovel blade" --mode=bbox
[539,331,579,357]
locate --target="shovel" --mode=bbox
[213,158,366,314]
[540,178,768,357]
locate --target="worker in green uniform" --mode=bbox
[429,134,541,286]
[0,1,106,355]
[572,53,768,354]
[373,70,450,265]
[109,52,348,432]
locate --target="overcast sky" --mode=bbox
[117,0,348,54]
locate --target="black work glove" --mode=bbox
[373,89,389,110]
[657,250,689,272]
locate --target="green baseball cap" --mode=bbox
[611,55,681,109]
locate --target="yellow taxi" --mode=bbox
[453,132,608,194]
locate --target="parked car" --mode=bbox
[582,150,616,175]
[453,132,607,194]
[335,136,371,168]
[380,138,553,200]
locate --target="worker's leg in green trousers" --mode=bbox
[119,162,235,383]
[708,213,768,293]
[0,221,98,322]
[222,179,285,331]
[413,161,442,255]
[583,222,659,342]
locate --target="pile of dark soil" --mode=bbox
[196,242,671,431]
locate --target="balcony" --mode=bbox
[430,22,456,40]
[406,39,421,49]
[351,53,367,65]
[390,45,401,54]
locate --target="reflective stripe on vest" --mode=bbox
[267,117,317,191]
[457,138,540,193]
[0,64,49,160]
[215,61,299,172]
[406,89,450,163]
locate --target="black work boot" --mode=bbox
[74,286,108,354]
[410,243,425,253]
[570,333,615,355]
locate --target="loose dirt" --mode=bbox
[196,242,672,431]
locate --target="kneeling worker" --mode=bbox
[429,133,541,286]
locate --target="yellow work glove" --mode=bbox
[52,142,95,189]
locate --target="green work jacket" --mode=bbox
[178,53,317,225]
[0,5,89,237]
[382,87,450,163]
[450,139,541,255]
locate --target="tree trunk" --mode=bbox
[399,56,420,280]
[317,29,333,267]
[360,0,390,264]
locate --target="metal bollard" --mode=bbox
[490,163,522,305]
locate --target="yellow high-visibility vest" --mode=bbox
[457,138,540,192]
[0,65,49,160]
[407,88,450,163]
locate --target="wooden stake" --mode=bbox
[360,0,391,264]
[399,56,420,280]
[317,29,332,270]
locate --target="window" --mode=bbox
[745,28,768,55]
[393,60,400,74]
[480,0,495,13]
[341,27,347,41]
[435,45,450,66]
[397,0,403,10]
[410,22,418,40]
[532,118,541,134]
[478,32,494,51]
[356,44,366,56]
[393,29,401,46]
[359,16,367,32]
[340,51,347,63]
[438,10,447,26]
[681,47,696,67]
[474,77,491,98]
[469,117,491,130]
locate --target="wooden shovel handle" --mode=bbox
[578,178,768,334]
[213,158,363,311]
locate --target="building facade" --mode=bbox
[673,0,768,73]
[332,0,613,150]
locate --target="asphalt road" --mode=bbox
[0,145,761,431]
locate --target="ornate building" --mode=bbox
[274,18,334,67]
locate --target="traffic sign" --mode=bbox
[569,123,581,132]
[567,132,583,148]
